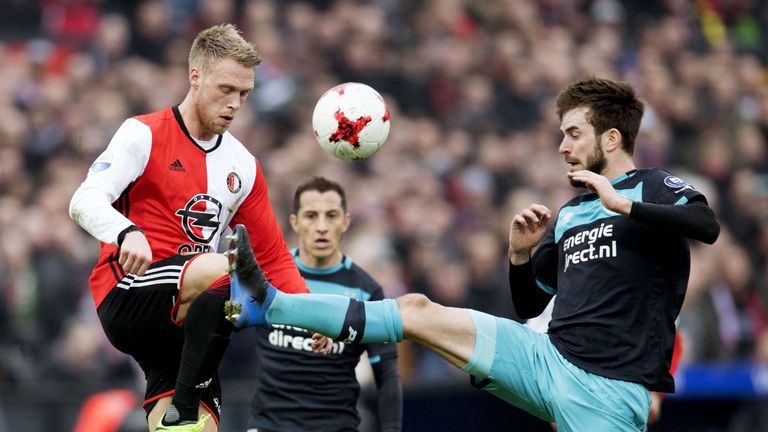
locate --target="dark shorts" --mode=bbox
[96,254,223,424]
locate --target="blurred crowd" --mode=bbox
[1,0,768,406]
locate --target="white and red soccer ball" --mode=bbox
[312,82,390,160]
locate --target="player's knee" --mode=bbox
[181,253,228,301]
[397,293,433,315]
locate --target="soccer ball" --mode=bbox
[312,82,390,160]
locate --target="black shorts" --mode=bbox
[96,254,222,424]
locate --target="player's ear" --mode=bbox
[189,68,200,89]
[604,128,622,152]
[289,214,299,233]
[341,213,351,232]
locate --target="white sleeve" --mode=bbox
[69,118,151,245]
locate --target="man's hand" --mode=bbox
[119,230,152,275]
[647,391,663,424]
[509,204,551,264]
[567,170,633,215]
[311,333,333,355]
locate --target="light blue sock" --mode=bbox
[265,293,403,343]
[362,299,403,343]
[266,292,349,337]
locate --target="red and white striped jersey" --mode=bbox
[70,106,307,307]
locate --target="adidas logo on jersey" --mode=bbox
[169,159,185,172]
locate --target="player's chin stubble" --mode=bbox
[569,143,606,189]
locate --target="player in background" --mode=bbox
[222,76,720,432]
[69,24,329,432]
[246,176,402,432]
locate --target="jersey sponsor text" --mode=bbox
[268,325,346,354]
[563,223,617,271]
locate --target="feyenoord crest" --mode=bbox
[227,171,242,193]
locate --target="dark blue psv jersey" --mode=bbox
[247,250,398,432]
[532,168,704,392]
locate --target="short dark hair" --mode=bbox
[292,176,347,214]
[555,76,644,155]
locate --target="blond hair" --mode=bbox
[189,23,262,73]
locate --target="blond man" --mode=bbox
[70,24,326,432]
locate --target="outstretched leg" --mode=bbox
[224,225,478,369]
[396,294,476,369]
[223,224,402,342]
